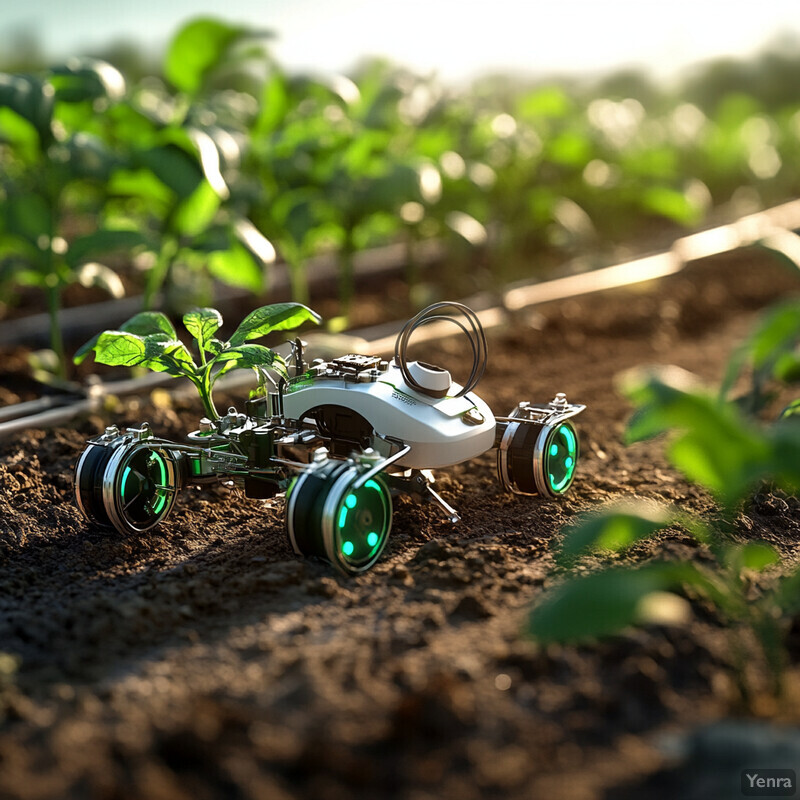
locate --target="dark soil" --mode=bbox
[1,251,800,800]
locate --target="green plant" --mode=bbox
[74,303,320,420]
[248,68,407,313]
[101,17,276,313]
[0,60,140,381]
[528,336,800,702]
[720,295,800,415]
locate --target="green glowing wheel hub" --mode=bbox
[286,461,392,575]
[334,478,391,569]
[106,444,179,533]
[543,422,578,495]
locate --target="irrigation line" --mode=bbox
[0,393,83,424]
[0,399,99,439]
[2,199,800,439]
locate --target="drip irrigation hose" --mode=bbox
[394,302,488,397]
[2,197,800,438]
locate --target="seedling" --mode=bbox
[74,303,319,420]
[74,302,585,575]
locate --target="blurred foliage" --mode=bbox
[528,304,800,703]
[3,20,800,378]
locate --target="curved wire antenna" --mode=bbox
[394,302,488,397]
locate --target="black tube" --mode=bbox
[393,302,488,397]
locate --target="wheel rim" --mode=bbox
[105,444,178,533]
[543,422,578,495]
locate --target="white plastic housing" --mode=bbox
[407,360,452,394]
[283,361,496,469]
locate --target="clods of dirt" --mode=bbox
[0,251,800,799]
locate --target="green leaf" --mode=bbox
[213,344,287,384]
[4,193,52,245]
[142,336,197,376]
[769,421,800,492]
[62,133,119,181]
[173,180,221,236]
[744,301,800,370]
[121,311,177,338]
[206,338,225,356]
[620,365,717,441]
[74,311,176,364]
[0,73,53,147]
[66,228,150,268]
[228,303,321,347]
[270,189,329,250]
[780,399,800,420]
[547,132,592,168]
[189,224,230,253]
[164,18,243,95]
[517,86,571,119]
[362,164,421,211]
[214,343,280,369]
[0,107,40,162]
[108,168,174,206]
[136,144,203,199]
[720,300,800,400]
[48,58,126,103]
[255,70,289,136]
[727,542,780,573]
[620,365,771,505]
[183,307,223,347]
[0,232,38,263]
[90,331,147,367]
[528,564,682,643]
[207,240,264,293]
[558,502,674,565]
[641,186,703,226]
[774,351,800,384]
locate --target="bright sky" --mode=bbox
[2,0,798,83]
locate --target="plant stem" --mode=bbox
[195,363,221,421]
[753,613,786,698]
[195,380,220,421]
[287,260,309,306]
[728,629,753,709]
[144,237,178,311]
[338,226,355,320]
[404,227,419,310]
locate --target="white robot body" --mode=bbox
[282,359,496,469]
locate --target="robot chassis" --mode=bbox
[74,303,585,575]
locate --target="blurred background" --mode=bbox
[2,1,800,379]
[4,0,799,84]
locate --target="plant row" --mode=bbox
[3,18,800,380]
